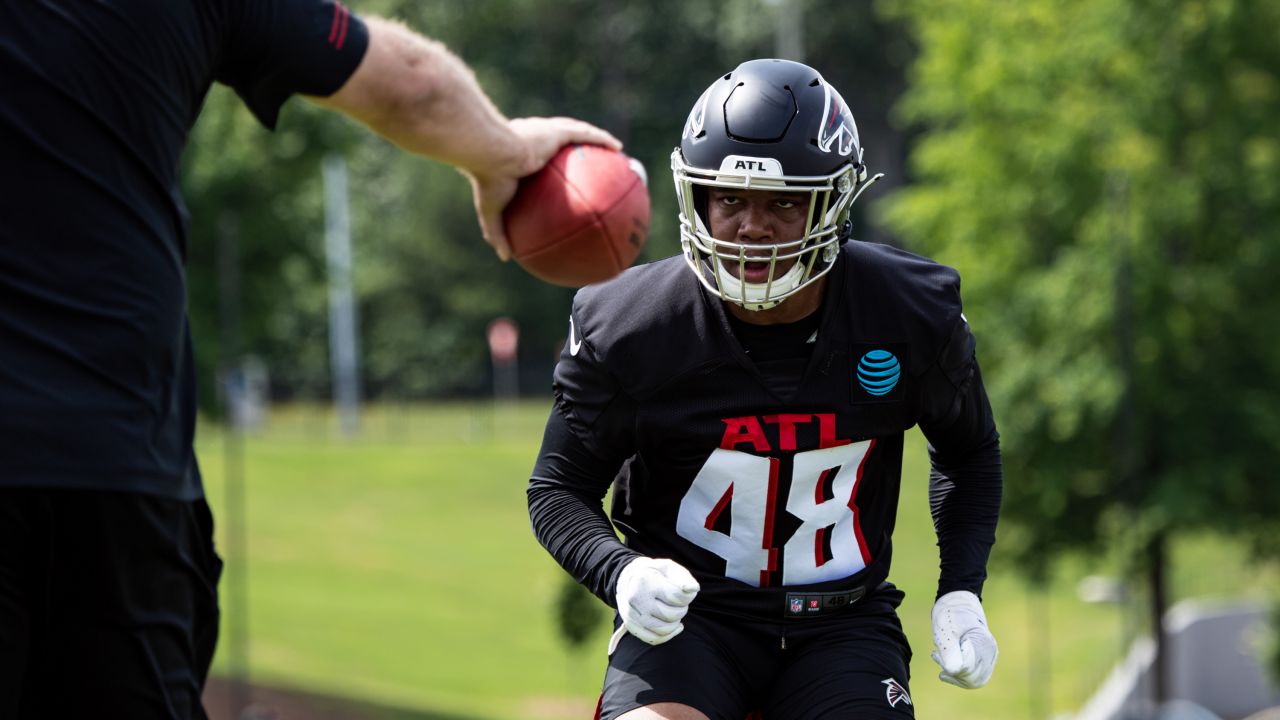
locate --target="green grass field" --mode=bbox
[197,402,1276,719]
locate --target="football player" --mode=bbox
[529,59,1002,719]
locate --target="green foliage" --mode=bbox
[881,0,1280,572]
[554,574,606,652]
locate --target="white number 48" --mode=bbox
[675,440,875,588]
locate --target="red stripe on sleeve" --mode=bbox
[328,3,342,43]
[336,5,350,50]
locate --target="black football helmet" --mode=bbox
[672,59,882,310]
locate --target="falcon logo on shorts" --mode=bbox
[882,678,912,708]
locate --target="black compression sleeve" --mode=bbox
[925,363,1003,599]
[528,406,642,607]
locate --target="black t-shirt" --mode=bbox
[0,0,369,499]
[528,242,1003,620]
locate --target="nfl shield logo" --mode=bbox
[789,597,803,614]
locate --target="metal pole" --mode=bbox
[324,154,361,437]
[768,0,805,62]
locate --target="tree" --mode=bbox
[882,0,1280,699]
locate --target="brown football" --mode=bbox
[502,144,650,288]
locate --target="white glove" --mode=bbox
[608,557,700,654]
[931,590,998,689]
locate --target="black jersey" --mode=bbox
[0,0,368,499]
[529,241,1002,621]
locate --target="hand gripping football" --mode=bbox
[502,144,650,288]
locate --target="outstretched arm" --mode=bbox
[309,18,620,258]
[919,314,1003,689]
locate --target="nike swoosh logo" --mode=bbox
[568,316,583,356]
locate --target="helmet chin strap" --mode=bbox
[714,260,806,311]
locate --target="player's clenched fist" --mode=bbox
[614,557,700,647]
[931,590,999,688]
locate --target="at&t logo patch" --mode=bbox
[857,349,901,396]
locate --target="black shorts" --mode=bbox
[600,585,914,720]
[0,488,223,719]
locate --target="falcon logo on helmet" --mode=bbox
[682,85,713,140]
[817,83,860,158]
[671,59,883,311]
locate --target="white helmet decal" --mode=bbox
[682,85,713,140]
[717,155,785,177]
[817,83,859,157]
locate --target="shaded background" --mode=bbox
[183,0,1280,718]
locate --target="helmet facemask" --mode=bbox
[673,149,877,311]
